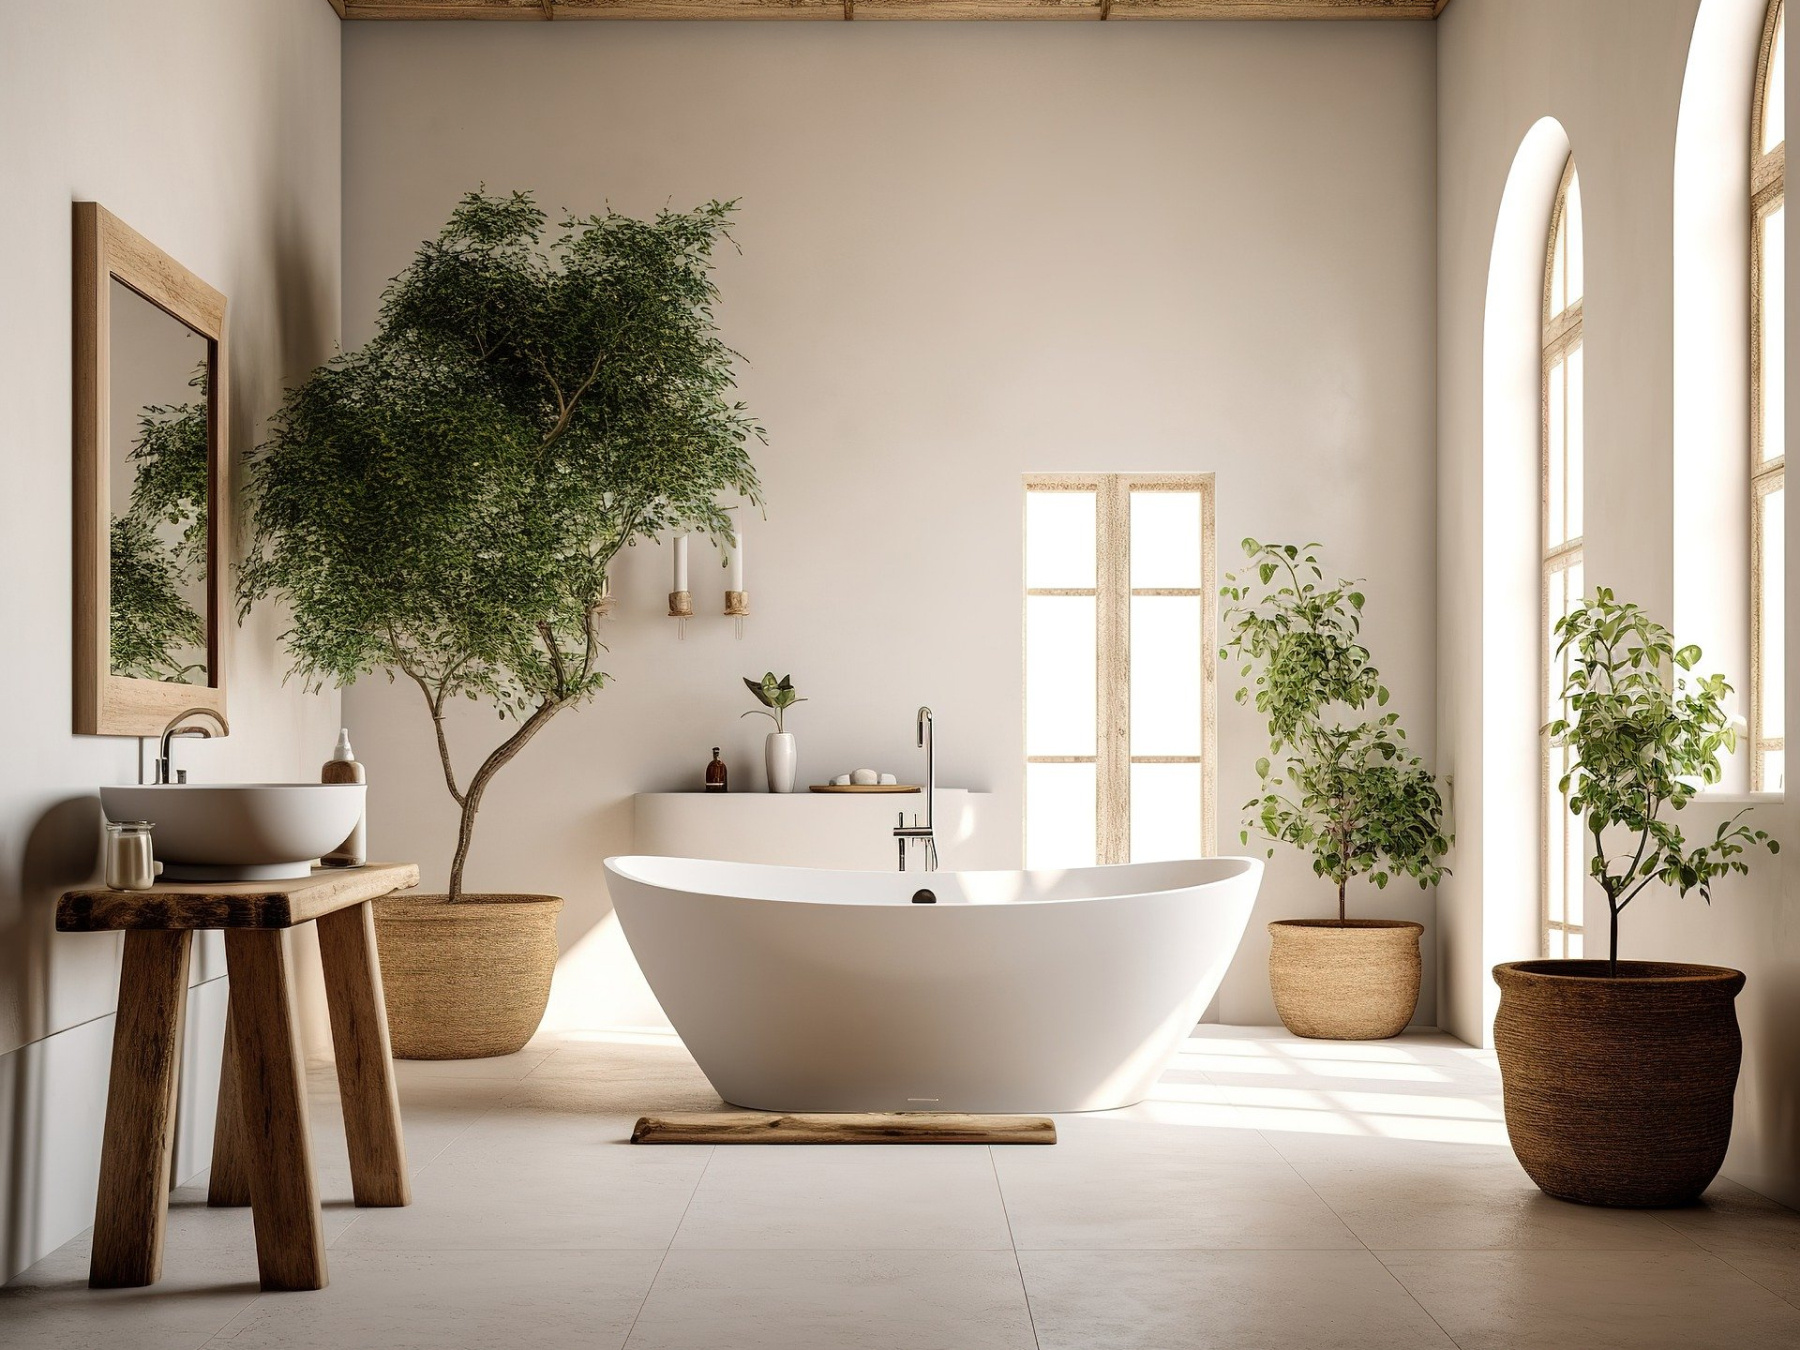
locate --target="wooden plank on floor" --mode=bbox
[631,1111,1056,1144]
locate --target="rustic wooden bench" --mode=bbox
[57,862,420,1292]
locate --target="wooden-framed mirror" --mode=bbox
[73,203,229,736]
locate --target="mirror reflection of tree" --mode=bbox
[109,365,207,682]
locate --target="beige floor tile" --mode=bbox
[1716,1247,1800,1309]
[1018,1248,1457,1350]
[1655,1177,1800,1252]
[672,1150,1013,1250]
[50,1183,360,1269]
[1379,1248,1800,1350]
[0,1249,258,1350]
[503,1064,725,1124]
[694,1141,998,1168]
[442,1080,718,1156]
[993,1148,1361,1250]
[332,1143,710,1252]
[211,1248,663,1350]
[1046,1111,1285,1164]
[1264,1134,1696,1250]
[623,1248,1036,1350]
[390,1046,558,1081]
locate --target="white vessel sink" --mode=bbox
[100,783,367,882]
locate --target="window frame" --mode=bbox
[1023,472,1217,865]
[1542,156,1586,960]
[1751,0,1786,791]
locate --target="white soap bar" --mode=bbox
[830,773,852,786]
[851,768,879,786]
[878,773,898,785]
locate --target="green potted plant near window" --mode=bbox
[1495,590,1777,1206]
[742,673,804,793]
[1223,540,1451,1040]
[241,189,762,1058]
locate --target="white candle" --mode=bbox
[727,525,745,592]
[673,534,689,593]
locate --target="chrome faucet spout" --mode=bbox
[894,707,938,872]
[157,707,229,785]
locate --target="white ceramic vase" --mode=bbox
[765,732,797,794]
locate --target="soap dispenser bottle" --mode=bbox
[322,728,368,867]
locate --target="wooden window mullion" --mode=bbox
[1096,476,1130,865]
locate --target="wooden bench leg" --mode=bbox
[317,901,411,1207]
[90,930,192,1288]
[206,1007,251,1207]
[225,930,328,1292]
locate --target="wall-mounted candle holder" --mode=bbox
[723,518,746,639]
[669,532,692,639]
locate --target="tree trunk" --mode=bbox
[446,699,565,902]
[1608,901,1620,979]
[1337,877,1347,925]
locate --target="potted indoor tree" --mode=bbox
[1494,589,1777,1206]
[241,189,763,1058]
[1223,540,1451,1040]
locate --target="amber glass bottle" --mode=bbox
[704,747,728,793]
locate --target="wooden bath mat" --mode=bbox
[630,1111,1056,1145]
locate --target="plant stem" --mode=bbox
[1337,877,1347,925]
[1608,899,1620,979]
[447,698,564,901]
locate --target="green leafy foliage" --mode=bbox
[110,514,205,682]
[1222,540,1450,922]
[109,368,208,682]
[741,673,804,733]
[127,368,210,565]
[1548,589,1778,972]
[239,189,764,899]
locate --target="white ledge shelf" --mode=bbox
[632,789,1001,871]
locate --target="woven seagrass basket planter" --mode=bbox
[1492,960,1745,1207]
[374,893,563,1060]
[1267,919,1423,1040]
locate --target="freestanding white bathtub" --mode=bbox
[602,855,1263,1113]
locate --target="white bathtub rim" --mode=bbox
[602,854,1263,907]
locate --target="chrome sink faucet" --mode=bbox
[157,707,229,784]
[894,706,938,872]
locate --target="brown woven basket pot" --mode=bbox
[1493,960,1745,1207]
[374,893,563,1060]
[1267,919,1423,1040]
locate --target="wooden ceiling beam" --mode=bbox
[335,0,1448,17]
[1108,0,1439,16]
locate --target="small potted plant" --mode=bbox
[241,189,763,1058]
[1223,540,1451,1040]
[1494,589,1777,1206]
[742,672,804,793]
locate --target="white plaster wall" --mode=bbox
[0,0,342,1279]
[339,19,1440,1032]
[1436,0,1800,1206]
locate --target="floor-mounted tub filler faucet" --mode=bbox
[894,706,938,872]
[156,706,229,785]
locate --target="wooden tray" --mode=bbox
[632,1111,1055,1145]
[809,784,921,793]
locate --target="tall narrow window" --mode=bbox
[1024,475,1216,868]
[1543,158,1586,959]
[1753,0,1786,791]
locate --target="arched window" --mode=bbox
[1752,0,1786,790]
[1543,157,1585,959]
